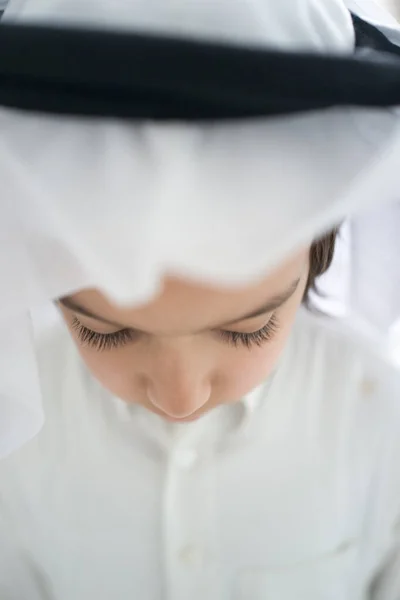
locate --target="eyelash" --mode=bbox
[219,315,279,348]
[71,315,280,352]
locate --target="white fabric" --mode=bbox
[1,0,400,456]
[0,310,400,599]
[320,0,400,337]
[2,0,355,48]
[320,2,400,339]
[349,0,400,334]
[348,0,400,27]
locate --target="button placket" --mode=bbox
[173,448,199,470]
[162,441,220,600]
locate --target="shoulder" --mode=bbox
[298,308,399,372]
[291,308,400,428]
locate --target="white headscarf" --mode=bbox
[1,0,400,456]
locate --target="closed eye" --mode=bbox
[218,314,279,348]
[71,314,280,352]
[71,318,137,351]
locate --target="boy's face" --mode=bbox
[59,249,309,422]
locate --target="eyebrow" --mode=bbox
[59,277,301,331]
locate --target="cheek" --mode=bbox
[76,337,289,407]
[79,346,135,394]
[217,295,302,400]
[72,334,290,407]
[218,328,291,400]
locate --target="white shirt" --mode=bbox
[0,309,400,600]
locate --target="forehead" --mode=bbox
[68,250,308,334]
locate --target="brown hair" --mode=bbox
[303,227,340,305]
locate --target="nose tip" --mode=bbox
[147,383,212,419]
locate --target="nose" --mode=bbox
[144,344,213,419]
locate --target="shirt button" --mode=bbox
[178,544,203,567]
[360,378,376,397]
[173,449,198,469]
